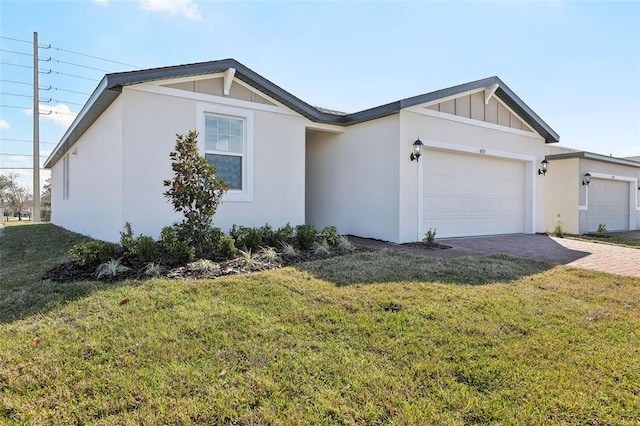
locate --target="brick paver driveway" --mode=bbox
[350,232,640,278]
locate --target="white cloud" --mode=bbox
[24,104,77,128]
[140,0,202,21]
[94,0,108,3]
[0,119,9,130]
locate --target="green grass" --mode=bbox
[1,223,639,424]
[567,233,640,249]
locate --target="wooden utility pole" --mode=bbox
[33,31,41,222]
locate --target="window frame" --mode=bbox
[196,103,254,202]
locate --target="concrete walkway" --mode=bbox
[350,233,640,278]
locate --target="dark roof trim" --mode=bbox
[44,59,560,168]
[546,151,640,168]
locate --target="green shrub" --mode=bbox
[217,234,237,259]
[554,224,564,238]
[163,131,228,256]
[423,228,437,246]
[134,235,158,263]
[230,225,264,251]
[295,224,317,250]
[321,226,339,246]
[273,223,294,246]
[597,223,607,237]
[160,226,195,266]
[120,222,136,255]
[69,240,118,266]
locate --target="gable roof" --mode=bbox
[545,146,640,168]
[44,58,559,168]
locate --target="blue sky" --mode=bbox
[1,0,639,192]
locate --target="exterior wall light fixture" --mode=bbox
[582,172,591,186]
[410,138,424,162]
[538,159,549,176]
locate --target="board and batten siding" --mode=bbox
[426,93,533,133]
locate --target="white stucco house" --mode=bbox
[44,59,559,243]
[544,146,640,234]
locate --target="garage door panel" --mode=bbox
[423,150,526,238]
[587,179,630,232]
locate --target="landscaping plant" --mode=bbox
[163,130,228,257]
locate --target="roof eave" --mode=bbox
[546,151,640,168]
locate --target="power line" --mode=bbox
[0,48,31,57]
[45,57,111,73]
[0,153,49,157]
[39,69,99,82]
[0,104,77,116]
[42,86,91,96]
[49,45,140,68]
[0,62,31,69]
[0,92,30,98]
[0,138,57,145]
[0,36,32,45]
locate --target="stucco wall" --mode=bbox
[119,87,306,240]
[305,115,400,241]
[544,158,580,234]
[398,110,547,241]
[51,98,124,242]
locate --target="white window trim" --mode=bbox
[196,103,254,202]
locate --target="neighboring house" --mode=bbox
[44,59,559,243]
[544,146,640,234]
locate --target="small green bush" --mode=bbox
[554,224,564,238]
[273,223,294,246]
[423,228,437,246]
[160,226,195,266]
[120,222,136,255]
[321,226,339,246]
[597,223,607,237]
[69,241,118,266]
[217,234,237,259]
[134,235,158,263]
[230,225,264,251]
[295,224,317,250]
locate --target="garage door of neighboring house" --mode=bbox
[587,178,630,232]
[423,150,526,238]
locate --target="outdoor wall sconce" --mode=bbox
[538,159,549,176]
[582,172,591,186]
[410,138,424,162]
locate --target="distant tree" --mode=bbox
[163,131,228,255]
[0,173,31,220]
[41,177,52,221]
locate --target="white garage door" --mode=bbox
[423,150,526,238]
[587,179,630,232]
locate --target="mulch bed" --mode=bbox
[42,247,373,283]
[401,242,452,250]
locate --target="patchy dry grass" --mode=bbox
[568,233,640,248]
[1,223,639,424]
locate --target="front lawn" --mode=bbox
[1,223,639,424]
